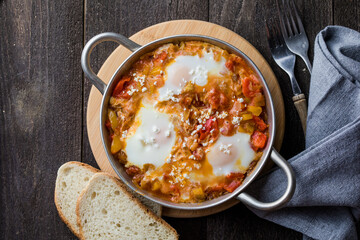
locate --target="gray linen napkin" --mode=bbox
[246,26,360,240]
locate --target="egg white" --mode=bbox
[124,104,175,168]
[158,50,227,101]
[207,133,255,176]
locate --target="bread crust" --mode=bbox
[54,161,99,238]
[76,172,179,240]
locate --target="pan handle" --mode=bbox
[236,148,296,211]
[81,32,142,94]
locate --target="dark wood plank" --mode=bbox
[0,0,83,239]
[334,0,359,31]
[82,0,209,239]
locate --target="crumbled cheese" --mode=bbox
[152,126,160,134]
[186,119,190,125]
[189,65,208,86]
[232,116,241,125]
[154,81,157,86]
[160,70,164,74]
[121,130,128,138]
[182,142,186,148]
[218,111,228,119]
[134,75,145,86]
[209,139,214,143]
[220,143,232,155]
[127,86,138,96]
[205,149,210,153]
[238,98,244,103]
[189,155,195,160]
[141,87,147,92]
[202,142,208,147]
[161,89,180,102]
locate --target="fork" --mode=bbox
[277,0,312,73]
[265,18,307,134]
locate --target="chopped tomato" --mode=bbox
[253,116,268,131]
[241,76,261,98]
[199,117,218,140]
[126,166,141,177]
[251,131,267,151]
[112,76,131,98]
[205,184,225,196]
[220,120,234,136]
[224,180,242,192]
[250,92,265,106]
[132,173,144,185]
[170,184,180,196]
[225,60,235,71]
[154,51,167,64]
[226,172,245,181]
[105,119,111,130]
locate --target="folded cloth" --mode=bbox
[246,26,360,240]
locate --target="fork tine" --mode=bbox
[285,0,299,35]
[290,0,305,33]
[274,18,285,46]
[276,0,293,38]
[276,0,289,38]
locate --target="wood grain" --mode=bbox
[0,0,359,239]
[0,0,83,239]
[292,94,307,135]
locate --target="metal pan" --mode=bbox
[81,32,295,211]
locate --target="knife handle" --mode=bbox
[292,94,307,135]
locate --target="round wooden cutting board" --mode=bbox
[86,20,285,218]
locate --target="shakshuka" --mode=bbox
[105,41,268,203]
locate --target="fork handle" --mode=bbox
[301,55,312,73]
[292,93,307,135]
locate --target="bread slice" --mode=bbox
[126,186,162,217]
[55,161,99,237]
[76,172,178,240]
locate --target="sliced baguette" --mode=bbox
[55,161,99,237]
[76,172,178,240]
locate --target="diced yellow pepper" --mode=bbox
[243,122,255,134]
[152,181,162,191]
[108,110,118,130]
[238,125,246,133]
[242,113,253,120]
[111,135,123,154]
[247,106,262,116]
[191,187,205,200]
[150,66,161,76]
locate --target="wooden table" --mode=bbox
[0,0,359,239]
